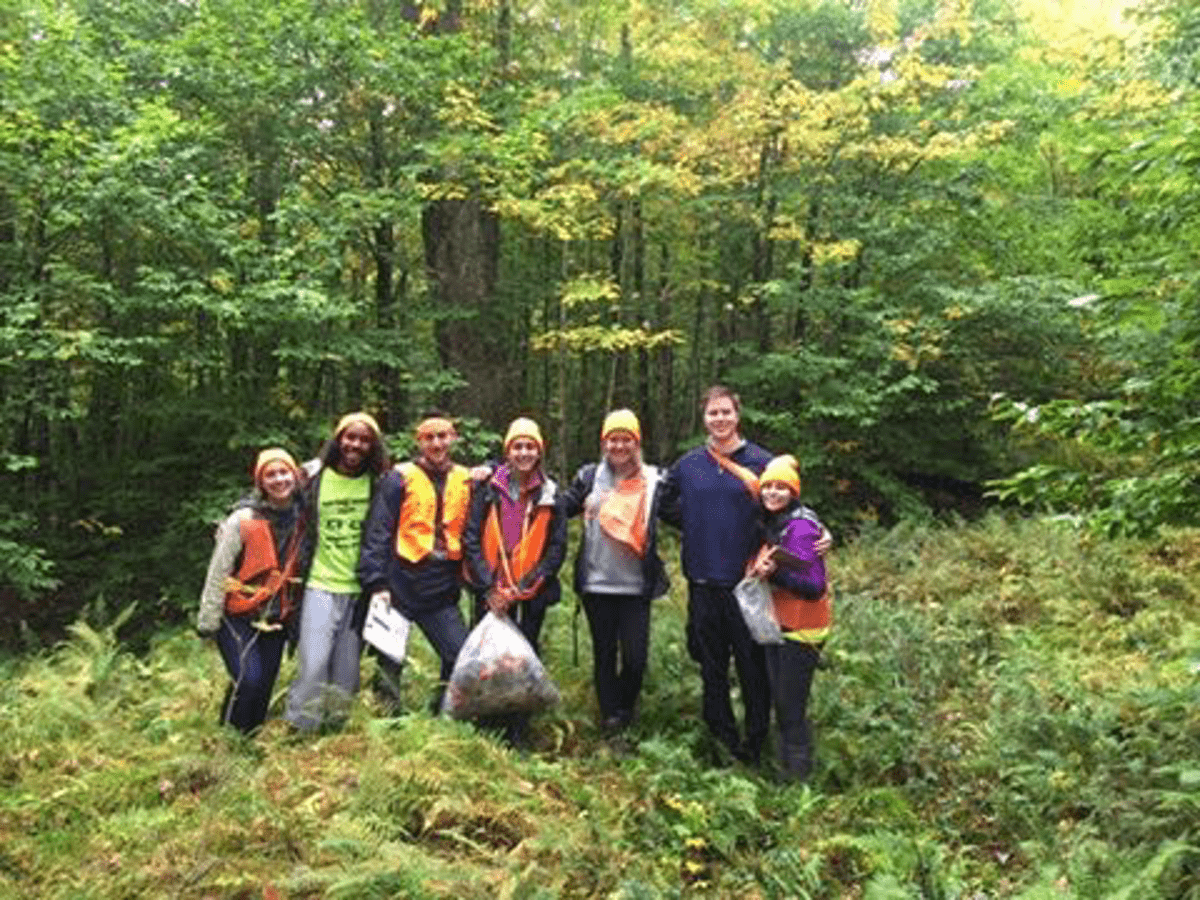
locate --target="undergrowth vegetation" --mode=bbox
[2,516,1199,899]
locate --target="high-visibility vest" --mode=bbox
[770,584,832,644]
[481,499,553,589]
[223,515,302,619]
[394,462,471,563]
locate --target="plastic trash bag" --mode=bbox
[441,612,561,720]
[734,576,784,645]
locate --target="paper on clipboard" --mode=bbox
[362,593,411,663]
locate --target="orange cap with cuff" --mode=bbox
[335,411,381,439]
[254,447,299,488]
[504,417,544,453]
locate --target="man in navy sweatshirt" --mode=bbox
[661,386,774,765]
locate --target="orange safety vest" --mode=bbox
[770,583,832,643]
[223,516,303,619]
[481,499,553,590]
[394,462,472,563]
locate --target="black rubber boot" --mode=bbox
[778,720,813,783]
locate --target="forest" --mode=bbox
[2,0,1199,897]
[3,0,1196,636]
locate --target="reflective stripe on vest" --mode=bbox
[770,583,832,644]
[395,462,471,563]
[223,516,301,618]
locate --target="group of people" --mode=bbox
[196,386,832,781]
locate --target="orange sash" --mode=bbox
[771,582,833,642]
[707,446,760,500]
[482,501,552,592]
[597,476,648,558]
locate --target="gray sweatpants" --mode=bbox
[284,588,363,731]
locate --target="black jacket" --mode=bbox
[461,469,568,610]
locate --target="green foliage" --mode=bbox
[4,517,1200,898]
[3,0,1198,647]
[0,508,59,600]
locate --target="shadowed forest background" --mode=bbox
[3,1,1200,898]
[4,0,1197,643]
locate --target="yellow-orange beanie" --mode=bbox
[504,417,544,453]
[254,447,299,487]
[335,411,381,439]
[760,454,800,495]
[601,409,641,443]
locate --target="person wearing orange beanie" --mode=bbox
[284,413,390,732]
[197,447,307,734]
[461,417,567,746]
[562,409,670,733]
[746,454,830,782]
[358,411,475,715]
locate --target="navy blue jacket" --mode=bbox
[660,440,773,586]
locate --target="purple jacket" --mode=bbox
[763,503,826,600]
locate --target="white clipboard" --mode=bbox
[362,593,411,663]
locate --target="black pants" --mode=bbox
[215,615,286,734]
[686,581,769,763]
[764,640,821,779]
[373,598,468,714]
[581,592,651,723]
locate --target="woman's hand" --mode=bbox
[748,545,777,579]
[486,586,513,616]
[816,528,834,556]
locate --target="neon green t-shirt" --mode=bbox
[307,468,372,594]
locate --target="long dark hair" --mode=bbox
[318,425,390,477]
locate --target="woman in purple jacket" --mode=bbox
[746,454,830,782]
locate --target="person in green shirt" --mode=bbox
[284,412,390,732]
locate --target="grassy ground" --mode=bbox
[2,515,1199,899]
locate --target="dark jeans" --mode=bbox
[582,592,651,723]
[374,597,468,714]
[686,581,770,762]
[764,640,822,779]
[215,615,287,734]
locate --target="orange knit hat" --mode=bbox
[504,417,544,453]
[335,411,381,439]
[253,447,299,488]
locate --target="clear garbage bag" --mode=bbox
[441,612,561,719]
[734,576,785,645]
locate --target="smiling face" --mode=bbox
[506,437,541,477]
[417,425,456,468]
[703,395,740,444]
[760,480,795,513]
[336,422,375,475]
[259,460,297,506]
[603,431,639,473]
